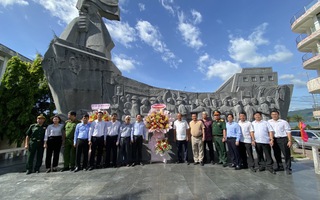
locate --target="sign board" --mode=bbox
[91,103,110,110]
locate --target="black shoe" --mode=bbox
[258,167,265,172]
[187,162,190,165]
[46,169,51,173]
[268,168,276,174]
[218,162,223,165]
[230,164,236,168]
[83,167,88,171]
[35,170,40,174]
[222,163,228,167]
[140,162,144,166]
[249,167,256,172]
[235,165,241,170]
[285,170,292,175]
[274,166,284,172]
[200,162,204,166]
[26,170,31,175]
[211,161,215,165]
[194,162,199,165]
[74,167,80,172]
[52,168,57,172]
[70,167,75,171]
[88,166,94,171]
[131,163,136,167]
[60,167,70,172]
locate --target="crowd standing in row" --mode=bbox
[25,109,292,175]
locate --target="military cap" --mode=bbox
[37,114,46,119]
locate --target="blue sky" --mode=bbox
[0,0,316,111]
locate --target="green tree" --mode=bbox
[0,55,55,145]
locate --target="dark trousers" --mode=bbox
[203,140,214,163]
[45,136,62,169]
[256,143,273,170]
[119,137,131,164]
[26,140,44,171]
[176,140,188,162]
[105,135,118,167]
[226,137,241,166]
[132,135,143,163]
[273,137,291,170]
[239,142,255,168]
[76,138,89,169]
[89,136,104,167]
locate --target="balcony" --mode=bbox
[296,29,320,52]
[307,77,320,93]
[303,53,320,69]
[291,0,320,33]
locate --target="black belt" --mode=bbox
[121,136,130,139]
[275,137,287,139]
[227,137,236,139]
[107,135,118,137]
[192,135,202,138]
[92,136,104,138]
[134,135,143,137]
[77,138,88,140]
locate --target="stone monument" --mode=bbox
[42,0,293,122]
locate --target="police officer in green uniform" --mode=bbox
[25,114,47,175]
[61,111,79,171]
[212,110,228,167]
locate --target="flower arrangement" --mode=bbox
[155,139,172,155]
[144,109,171,133]
[88,111,111,122]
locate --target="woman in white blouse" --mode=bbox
[44,116,65,173]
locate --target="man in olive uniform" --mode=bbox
[25,114,47,175]
[61,111,79,171]
[212,110,228,167]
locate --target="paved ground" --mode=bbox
[0,156,319,200]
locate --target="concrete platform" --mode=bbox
[0,157,319,200]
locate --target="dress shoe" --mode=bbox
[222,163,228,167]
[140,162,144,166]
[285,170,292,175]
[268,168,276,174]
[26,170,31,175]
[46,169,51,173]
[70,167,75,171]
[274,166,284,172]
[35,170,40,174]
[194,162,199,165]
[249,167,256,172]
[211,161,215,165]
[88,166,94,171]
[187,162,190,165]
[73,167,80,172]
[235,165,241,170]
[258,167,265,172]
[131,163,136,167]
[60,167,70,172]
[230,164,236,168]
[52,168,57,172]
[200,162,204,166]
[83,168,88,171]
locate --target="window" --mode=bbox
[268,76,274,81]
[260,76,265,82]
[243,77,248,82]
[251,77,257,82]
[291,131,300,137]
[306,131,316,139]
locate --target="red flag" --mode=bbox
[298,121,308,142]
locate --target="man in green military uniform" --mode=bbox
[61,111,79,171]
[212,110,228,167]
[25,114,47,175]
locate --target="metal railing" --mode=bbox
[302,52,320,62]
[296,34,308,45]
[290,0,320,25]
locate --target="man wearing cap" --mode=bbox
[25,114,47,174]
[189,113,205,166]
[61,111,80,171]
[212,110,228,167]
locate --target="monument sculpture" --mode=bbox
[42,0,293,122]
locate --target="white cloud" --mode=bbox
[159,0,175,15]
[206,60,242,81]
[138,3,145,11]
[113,54,138,72]
[216,19,223,24]
[0,0,28,7]
[197,53,211,73]
[178,12,203,50]
[34,0,78,24]
[105,21,137,48]
[191,9,202,24]
[279,74,306,88]
[228,23,293,66]
[135,20,180,68]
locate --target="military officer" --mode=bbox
[212,110,228,167]
[24,114,47,175]
[61,111,80,171]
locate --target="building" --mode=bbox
[0,43,31,81]
[291,0,320,118]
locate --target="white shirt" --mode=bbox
[89,120,107,141]
[106,120,121,136]
[174,120,189,141]
[252,120,274,144]
[238,120,254,143]
[44,124,64,141]
[268,119,291,138]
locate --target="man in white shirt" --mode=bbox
[238,112,256,172]
[105,113,121,168]
[88,111,107,170]
[173,113,190,164]
[268,110,292,174]
[251,111,276,174]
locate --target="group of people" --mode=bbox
[25,109,292,175]
[25,111,147,175]
[173,110,292,175]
